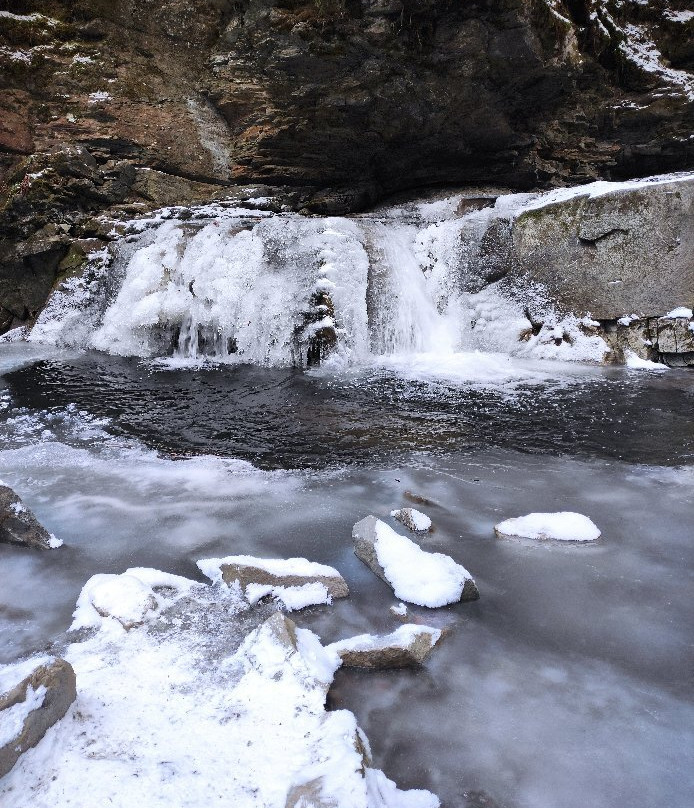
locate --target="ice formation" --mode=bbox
[27,184,622,371]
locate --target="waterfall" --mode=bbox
[29,193,607,368]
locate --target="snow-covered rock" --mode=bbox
[328,625,442,668]
[0,656,76,777]
[0,573,439,808]
[70,567,197,631]
[494,512,601,543]
[353,516,479,607]
[0,484,62,549]
[197,554,349,599]
[390,507,432,532]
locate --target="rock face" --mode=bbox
[329,624,442,668]
[508,176,694,321]
[455,174,694,365]
[353,515,479,605]
[0,657,77,778]
[1,0,693,335]
[0,485,60,549]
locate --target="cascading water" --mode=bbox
[28,192,607,369]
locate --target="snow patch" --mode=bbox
[625,350,669,371]
[664,307,693,319]
[245,581,332,611]
[495,512,601,542]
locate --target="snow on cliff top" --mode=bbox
[518,172,694,213]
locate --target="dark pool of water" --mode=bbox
[3,353,693,468]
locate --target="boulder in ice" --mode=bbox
[329,624,442,668]
[353,516,479,607]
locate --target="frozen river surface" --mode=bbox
[0,344,693,808]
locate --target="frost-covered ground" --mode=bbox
[0,569,437,808]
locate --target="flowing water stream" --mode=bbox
[1,193,693,808]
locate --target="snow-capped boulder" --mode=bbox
[70,568,198,631]
[0,656,76,777]
[197,555,349,599]
[353,516,479,607]
[328,625,442,669]
[509,175,694,323]
[494,512,601,543]
[0,484,62,550]
[391,507,432,532]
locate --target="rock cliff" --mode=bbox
[1,0,692,335]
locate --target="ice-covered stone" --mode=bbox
[329,624,442,668]
[353,515,479,606]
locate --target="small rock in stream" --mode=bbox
[391,507,432,532]
[329,624,442,669]
[353,515,479,606]
[0,485,62,550]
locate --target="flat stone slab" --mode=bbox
[353,515,479,607]
[0,484,62,550]
[329,624,442,668]
[0,656,76,777]
[197,555,349,599]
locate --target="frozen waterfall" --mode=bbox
[29,194,607,369]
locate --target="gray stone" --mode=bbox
[0,485,58,550]
[220,561,349,599]
[507,176,694,321]
[0,657,76,777]
[329,625,442,669]
[655,315,694,354]
[391,507,432,533]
